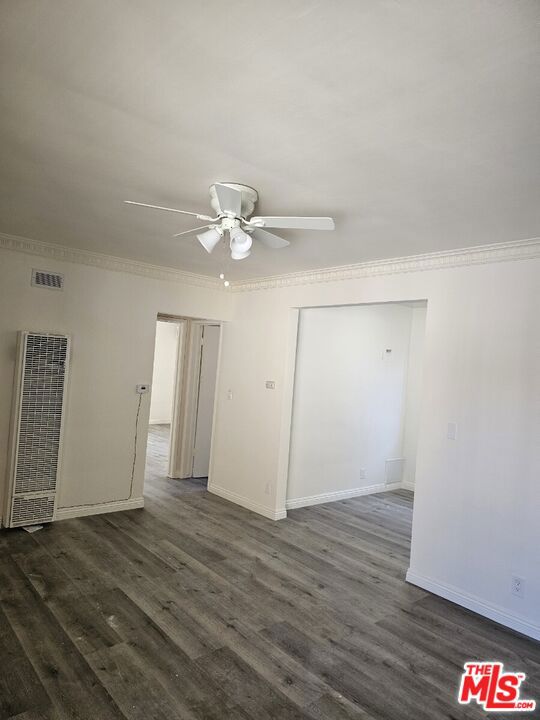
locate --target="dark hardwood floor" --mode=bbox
[0,426,538,719]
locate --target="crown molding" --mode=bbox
[2,231,538,294]
[231,237,540,292]
[0,232,223,290]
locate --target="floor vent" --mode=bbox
[31,269,64,290]
[6,332,70,527]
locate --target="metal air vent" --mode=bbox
[11,495,56,527]
[31,269,64,290]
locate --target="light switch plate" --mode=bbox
[265,381,276,390]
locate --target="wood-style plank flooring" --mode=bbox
[0,425,538,719]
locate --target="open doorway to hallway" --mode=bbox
[145,316,221,491]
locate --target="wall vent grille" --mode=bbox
[31,269,64,290]
[385,457,405,485]
[11,495,56,527]
[7,333,69,527]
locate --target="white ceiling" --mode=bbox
[1,1,539,280]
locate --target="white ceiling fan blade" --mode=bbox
[172,225,212,238]
[250,228,290,249]
[124,200,214,222]
[215,183,242,216]
[249,216,335,230]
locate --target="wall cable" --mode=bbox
[128,392,143,500]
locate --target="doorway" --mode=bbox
[147,319,180,477]
[145,316,221,488]
[286,301,427,510]
[282,300,427,577]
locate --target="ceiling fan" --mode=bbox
[125,183,335,261]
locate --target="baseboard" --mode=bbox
[55,496,145,521]
[406,570,540,642]
[208,484,287,521]
[286,481,402,510]
[149,420,171,426]
[401,480,416,492]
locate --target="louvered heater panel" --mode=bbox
[12,495,56,526]
[7,333,69,527]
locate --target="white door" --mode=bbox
[192,325,220,478]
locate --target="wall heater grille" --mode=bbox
[12,495,56,526]
[6,332,69,527]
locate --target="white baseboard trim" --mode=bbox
[406,570,540,642]
[286,481,402,510]
[56,497,144,521]
[208,484,287,521]
[401,480,416,492]
[149,420,171,426]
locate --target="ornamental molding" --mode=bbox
[230,237,540,292]
[2,231,538,294]
[0,232,223,290]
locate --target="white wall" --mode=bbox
[211,254,540,639]
[0,248,231,518]
[149,321,179,425]
[402,305,427,489]
[287,303,416,506]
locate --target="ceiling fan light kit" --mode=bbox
[229,225,252,260]
[196,226,223,254]
[125,182,335,262]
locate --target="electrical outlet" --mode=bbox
[359,468,366,480]
[227,389,233,400]
[447,421,458,440]
[511,576,525,598]
[136,384,150,394]
[265,483,271,495]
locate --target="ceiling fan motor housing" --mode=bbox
[209,182,258,218]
